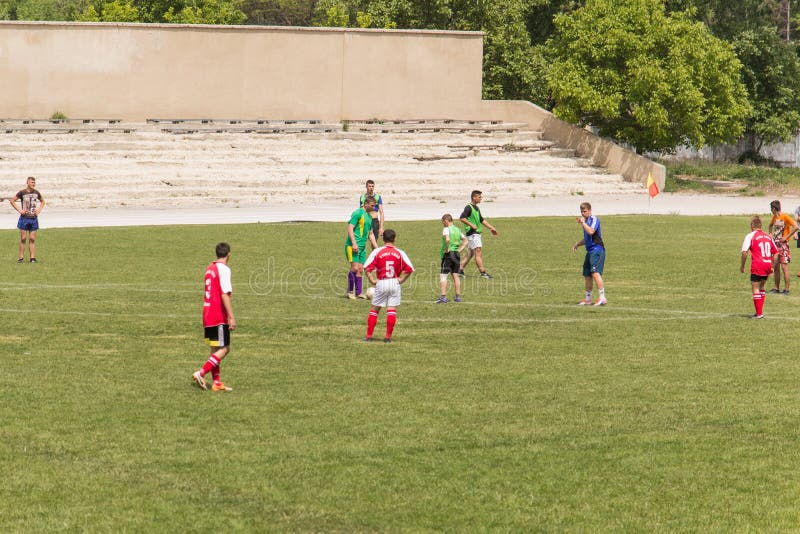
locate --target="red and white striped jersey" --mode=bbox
[364,244,414,280]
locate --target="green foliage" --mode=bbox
[49,110,68,120]
[239,0,314,26]
[733,27,800,146]
[664,159,800,193]
[162,0,246,24]
[546,0,751,153]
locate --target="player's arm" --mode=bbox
[368,229,378,249]
[221,292,236,331]
[572,238,586,252]
[347,223,359,252]
[483,218,498,236]
[10,196,23,215]
[458,235,468,253]
[787,218,798,240]
[378,204,384,235]
[34,194,45,216]
[740,251,749,273]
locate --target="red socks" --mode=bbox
[753,293,764,316]
[366,310,378,338]
[386,310,397,339]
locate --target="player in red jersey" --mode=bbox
[362,229,414,342]
[193,242,237,391]
[741,216,778,319]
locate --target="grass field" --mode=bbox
[3,214,800,531]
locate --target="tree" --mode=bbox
[733,26,800,146]
[546,0,751,153]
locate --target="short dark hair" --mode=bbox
[771,200,781,212]
[363,194,376,205]
[442,213,453,222]
[215,242,231,258]
[366,179,375,186]
[382,229,396,243]
[580,202,592,211]
[471,190,482,199]
[751,215,762,229]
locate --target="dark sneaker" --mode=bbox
[16,258,23,263]
[480,271,493,279]
[29,258,37,263]
[362,337,373,342]
[750,314,765,319]
[454,296,462,303]
[435,296,448,304]
[383,338,392,343]
[768,288,780,294]
[782,290,790,295]
[458,269,465,277]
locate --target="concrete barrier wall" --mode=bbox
[0,21,660,188]
[480,100,666,190]
[0,21,483,121]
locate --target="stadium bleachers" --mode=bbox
[0,120,642,208]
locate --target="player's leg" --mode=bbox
[459,248,473,271]
[384,305,397,342]
[772,256,781,291]
[474,247,491,278]
[384,281,401,341]
[579,254,593,304]
[354,260,366,298]
[452,272,462,302]
[782,258,790,292]
[437,273,448,303]
[27,229,36,262]
[752,278,765,317]
[591,250,606,305]
[194,325,229,389]
[364,304,381,340]
[18,229,27,261]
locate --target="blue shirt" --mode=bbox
[583,216,605,252]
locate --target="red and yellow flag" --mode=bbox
[646,172,660,198]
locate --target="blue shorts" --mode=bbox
[17,217,39,232]
[583,248,605,277]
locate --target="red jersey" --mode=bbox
[742,229,777,276]
[203,261,233,327]
[364,244,414,280]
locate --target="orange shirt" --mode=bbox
[771,212,796,240]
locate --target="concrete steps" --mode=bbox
[0,125,643,209]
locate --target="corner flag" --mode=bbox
[646,172,660,198]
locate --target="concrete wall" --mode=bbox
[0,21,483,121]
[0,21,662,188]
[480,100,666,191]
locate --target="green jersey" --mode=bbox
[460,203,483,235]
[346,208,373,247]
[441,225,465,257]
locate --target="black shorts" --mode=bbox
[204,324,231,348]
[750,274,769,283]
[441,251,461,274]
[371,218,381,240]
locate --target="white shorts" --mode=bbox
[467,233,483,250]
[372,278,402,307]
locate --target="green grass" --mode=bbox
[2,216,800,531]
[665,159,800,194]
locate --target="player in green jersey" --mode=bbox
[346,195,379,299]
[459,190,498,279]
[436,214,467,303]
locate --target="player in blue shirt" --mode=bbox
[571,202,607,306]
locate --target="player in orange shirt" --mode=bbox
[768,200,798,294]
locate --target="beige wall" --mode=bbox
[0,21,483,121]
[480,100,666,190]
[0,21,662,188]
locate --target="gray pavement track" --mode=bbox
[4,193,795,229]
